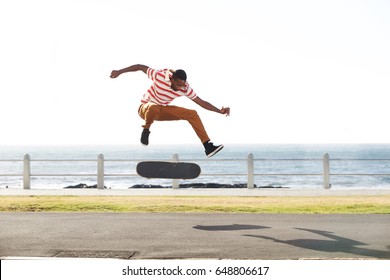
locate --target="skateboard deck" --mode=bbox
[136,161,201,179]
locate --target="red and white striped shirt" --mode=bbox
[141,68,197,105]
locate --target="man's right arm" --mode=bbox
[110,64,148,78]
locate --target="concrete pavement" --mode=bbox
[1,187,389,259]
[1,213,389,259]
[1,187,390,196]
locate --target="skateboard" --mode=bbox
[136,161,201,179]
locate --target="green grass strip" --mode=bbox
[0,195,389,214]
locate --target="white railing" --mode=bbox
[1,153,390,190]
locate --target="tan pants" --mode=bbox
[138,103,210,143]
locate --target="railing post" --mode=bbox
[97,154,104,189]
[172,153,179,189]
[323,153,331,189]
[23,154,31,189]
[247,153,254,189]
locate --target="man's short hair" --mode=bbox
[172,69,187,81]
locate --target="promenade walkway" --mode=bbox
[1,212,389,259]
[1,187,389,260]
[1,188,390,196]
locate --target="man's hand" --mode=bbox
[110,70,121,78]
[221,107,230,116]
[110,64,148,78]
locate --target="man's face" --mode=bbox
[170,78,186,91]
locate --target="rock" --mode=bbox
[64,183,107,189]
[129,183,258,189]
[258,185,287,189]
[179,183,252,188]
[130,184,167,189]
[65,183,88,189]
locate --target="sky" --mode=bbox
[1,0,390,145]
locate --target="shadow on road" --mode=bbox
[244,228,390,259]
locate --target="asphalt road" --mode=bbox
[0,213,389,259]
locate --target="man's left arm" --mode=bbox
[193,97,230,116]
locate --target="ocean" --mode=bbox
[1,144,390,190]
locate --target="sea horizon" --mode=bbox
[1,143,390,190]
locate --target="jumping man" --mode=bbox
[110,64,230,157]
